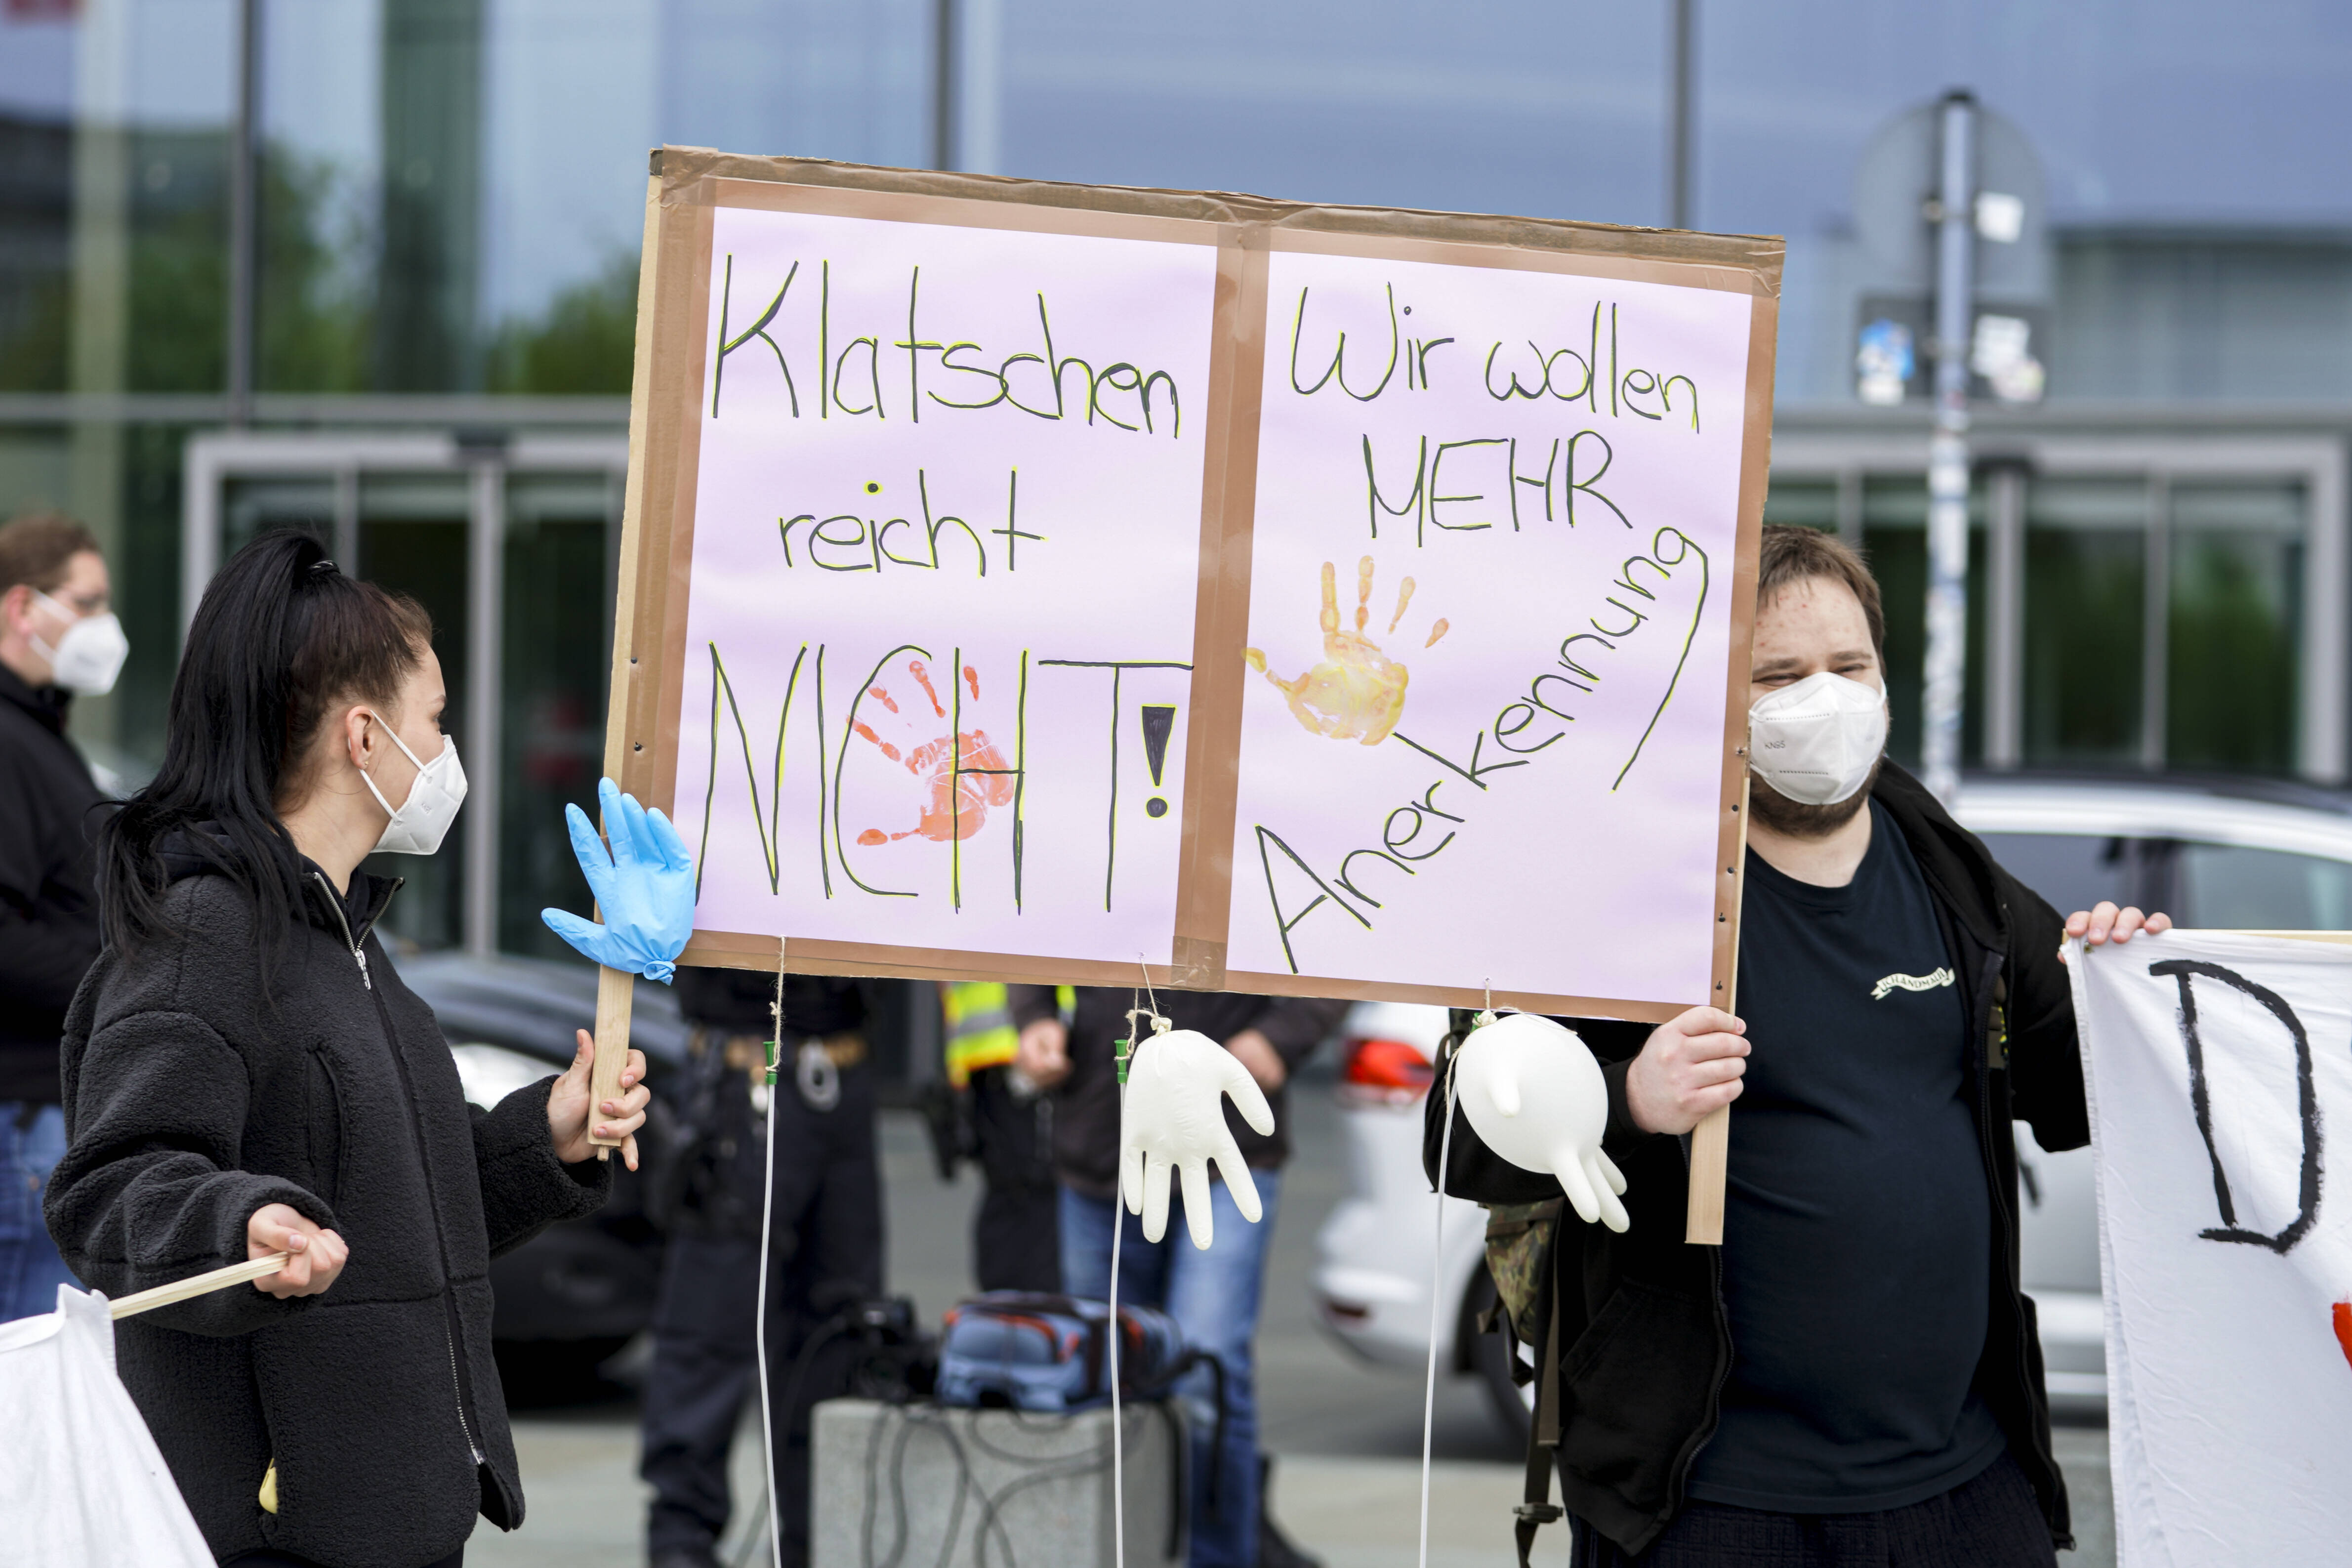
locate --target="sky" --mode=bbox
[8,0,2352,396]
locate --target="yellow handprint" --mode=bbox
[1246,556,1449,746]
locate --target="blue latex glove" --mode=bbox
[541,778,697,983]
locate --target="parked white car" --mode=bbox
[1312,772,2352,1435]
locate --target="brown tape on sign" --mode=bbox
[1169,226,1267,993]
[613,146,1779,1031]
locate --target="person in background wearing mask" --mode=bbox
[45,531,651,1568]
[1430,525,2167,1568]
[0,512,123,1321]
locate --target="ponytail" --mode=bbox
[98,531,433,965]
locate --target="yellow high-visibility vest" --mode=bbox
[941,982,1072,1088]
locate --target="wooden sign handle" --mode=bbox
[111,1252,293,1320]
[589,964,635,1159]
[1686,768,1750,1245]
[1684,1110,1732,1244]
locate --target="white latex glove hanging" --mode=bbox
[1452,1013,1630,1233]
[1119,1023,1277,1249]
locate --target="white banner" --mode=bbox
[2072,930,2352,1568]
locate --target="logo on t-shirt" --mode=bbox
[1871,967,1955,1001]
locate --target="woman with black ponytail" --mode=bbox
[44,531,652,1568]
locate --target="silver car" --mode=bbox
[1311,772,2352,1434]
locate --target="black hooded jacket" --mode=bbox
[1425,762,2080,1555]
[0,661,103,1101]
[45,844,611,1568]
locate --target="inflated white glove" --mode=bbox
[1118,1024,1277,1250]
[1452,1013,1630,1233]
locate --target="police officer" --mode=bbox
[640,968,881,1568]
[936,981,1061,1292]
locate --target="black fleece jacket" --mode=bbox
[1007,986,1346,1198]
[0,662,103,1102]
[1426,762,2081,1555]
[45,850,611,1568]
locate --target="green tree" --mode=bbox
[485,254,637,394]
[0,132,375,395]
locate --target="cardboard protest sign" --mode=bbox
[608,148,1780,1018]
[1227,242,1760,1010]
[2072,931,2352,1567]
[678,193,1220,985]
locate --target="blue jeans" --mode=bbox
[0,1104,76,1322]
[1059,1170,1281,1568]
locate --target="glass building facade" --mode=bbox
[6,0,2352,956]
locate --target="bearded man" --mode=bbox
[1432,524,2165,1568]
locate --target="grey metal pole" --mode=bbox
[462,454,504,957]
[1666,0,1694,229]
[1922,90,1976,804]
[933,0,957,171]
[226,0,261,427]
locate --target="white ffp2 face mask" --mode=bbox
[1748,670,1889,806]
[359,714,467,855]
[30,592,130,696]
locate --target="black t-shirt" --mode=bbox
[1687,799,2006,1513]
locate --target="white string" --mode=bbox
[1417,1039,1460,1568]
[1110,1012,1132,1568]
[1110,1128,1128,1568]
[1139,959,1161,1024]
[1112,957,1166,1568]
[754,937,786,1568]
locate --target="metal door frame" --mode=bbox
[1770,430,2349,784]
[183,429,630,955]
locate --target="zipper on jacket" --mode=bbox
[1654,1130,1736,1527]
[310,872,487,1468]
[1968,941,2065,1544]
[1660,1240,1733,1525]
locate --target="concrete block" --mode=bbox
[812,1398,1187,1568]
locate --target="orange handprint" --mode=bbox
[852,659,1016,845]
[1246,556,1449,745]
